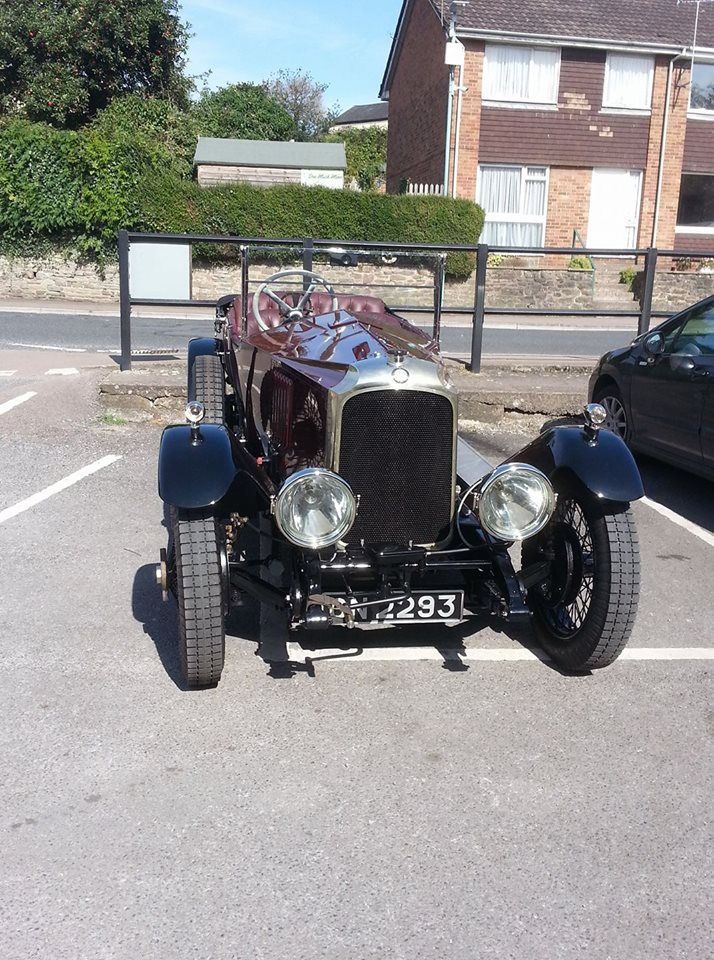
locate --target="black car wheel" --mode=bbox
[594,384,628,440]
[522,493,640,671]
[172,508,226,688]
[191,354,225,424]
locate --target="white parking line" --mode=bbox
[0,391,37,416]
[640,497,714,548]
[8,342,87,352]
[45,367,79,376]
[287,644,714,664]
[0,370,16,377]
[0,455,122,525]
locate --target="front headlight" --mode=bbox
[274,468,356,550]
[478,464,555,541]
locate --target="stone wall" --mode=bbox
[1,251,711,314]
[651,271,714,312]
[0,254,119,301]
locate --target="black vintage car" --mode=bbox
[156,270,644,688]
[590,295,714,480]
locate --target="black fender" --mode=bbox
[508,425,644,503]
[158,423,274,512]
[187,338,222,399]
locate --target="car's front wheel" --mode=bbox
[191,354,225,425]
[594,384,629,440]
[522,492,640,671]
[172,508,226,688]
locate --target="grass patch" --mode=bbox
[100,412,127,426]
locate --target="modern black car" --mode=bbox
[589,295,714,480]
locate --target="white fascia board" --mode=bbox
[456,27,713,59]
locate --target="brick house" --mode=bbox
[380,0,714,253]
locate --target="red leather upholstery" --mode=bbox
[307,293,388,316]
[229,292,297,337]
[229,291,391,338]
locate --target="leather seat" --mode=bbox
[229,292,297,337]
[307,292,388,317]
[229,291,391,338]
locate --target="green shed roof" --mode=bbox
[194,137,347,171]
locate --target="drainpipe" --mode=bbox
[452,76,467,197]
[443,66,455,194]
[652,49,688,246]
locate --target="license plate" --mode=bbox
[345,591,464,624]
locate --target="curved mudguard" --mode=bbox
[509,425,644,503]
[158,424,274,512]
[187,338,222,399]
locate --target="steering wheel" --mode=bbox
[252,269,339,332]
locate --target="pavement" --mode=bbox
[1,347,712,960]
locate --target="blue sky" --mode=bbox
[179,0,403,109]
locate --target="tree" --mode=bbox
[0,0,191,128]
[191,84,295,141]
[323,127,388,191]
[267,69,338,140]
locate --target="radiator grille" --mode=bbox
[338,390,454,546]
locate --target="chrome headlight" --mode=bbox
[478,464,555,542]
[274,468,356,550]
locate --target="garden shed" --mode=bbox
[194,137,346,189]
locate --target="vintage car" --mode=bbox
[156,269,644,688]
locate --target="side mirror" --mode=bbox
[643,332,665,357]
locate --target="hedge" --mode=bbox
[137,174,483,277]
[0,118,484,277]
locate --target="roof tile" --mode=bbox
[452,0,714,49]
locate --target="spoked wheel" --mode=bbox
[172,508,226,688]
[594,385,628,440]
[522,492,640,671]
[191,354,225,425]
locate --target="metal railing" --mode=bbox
[572,228,596,291]
[118,230,714,374]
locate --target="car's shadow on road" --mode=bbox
[635,453,714,533]
[257,614,584,678]
[132,563,190,690]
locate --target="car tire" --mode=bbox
[173,508,226,688]
[522,493,640,671]
[594,384,629,441]
[191,354,225,425]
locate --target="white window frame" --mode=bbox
[477,164,550,248]
[688,59,714,119]
[601,53,654,114]
[482,43,561,110]
[675,171,714,234]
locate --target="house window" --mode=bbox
[676,174,714,232]
[483,44,560,106]
[477,165,549,247]
[690,61,714,113]
[603,53,654,111]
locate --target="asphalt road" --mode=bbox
[0,309,635,359]
[1,352,712,960]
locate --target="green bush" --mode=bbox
[0,120,82,251]
[322,127,387,191]
[90,95,198,177]
[619,266,637,289]
[568,255,593,270]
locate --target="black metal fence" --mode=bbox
[118,229,714,374]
